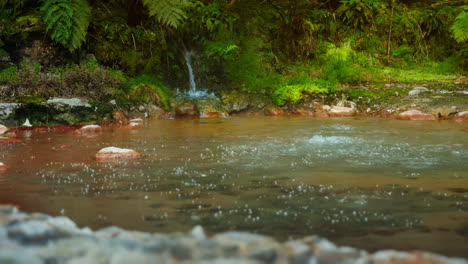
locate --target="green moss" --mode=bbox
[0,66,18,84]
[344,87,410,102]
[16,95,46,104]
[120,74,172,111]
[272,79,330,106]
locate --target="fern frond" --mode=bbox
[40,0,91,51]
[142,0,189,28]
[451,10,468,43]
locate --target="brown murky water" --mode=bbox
[1,117,467,257]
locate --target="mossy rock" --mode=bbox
[12,99,116,125]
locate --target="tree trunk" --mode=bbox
[127,0,145,26]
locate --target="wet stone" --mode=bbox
[0,208,466,264]
[284,241,314,264]
[0,124,7,134]
[248,245,278,263]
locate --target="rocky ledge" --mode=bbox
[0,206,466,264]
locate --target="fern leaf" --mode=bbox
[41,0,91,51]
[451,10,468,43]
[142,0,189,28]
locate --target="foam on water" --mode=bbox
[307,135,362,145]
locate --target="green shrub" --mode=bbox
[435,56,463,74]
[61,63,125,100]
[322,43,363,84]
[122,74,171,110]
[272,77,330,106]
[0,66,18,84]
[225,39,282,94]
[1,59,125,100]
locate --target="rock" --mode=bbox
[112,110,129,125]
[329,106,355,117]
[74,125,102,135]
[0,124,7,135]
[397,110,437,121]
[221,91,271,113]
[129,118,144,123]
[22,119,32,127]
[46,98,91,110]
[175,104,200,119]
[0,103,20,120]
[408,86,429,96]
[55,113,80,125]
[322,105,331,111]
[191,225,206,240]
[0,207,466,264]
[263,105,285,116]
[95,147,141,161]
[284,241,314,264]
[315,112,330,118]
[0,162,9,172]
[454,111,468,122]
[430,106,458,118]
[290,109,314,116]
[125,122,143,129]
[201,112,228,118]
[456,111,468,118]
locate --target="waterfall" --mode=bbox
[185,51,197,93]
[183,51,213,98]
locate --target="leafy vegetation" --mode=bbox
[450,7,468,43]
[122,75,171,110]
[40,0,91,51]
[0,0,466,107]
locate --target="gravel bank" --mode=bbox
[0,205,466,264]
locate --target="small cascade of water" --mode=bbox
[185,51,197,93]
[182,51,214,99]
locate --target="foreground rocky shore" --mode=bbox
[0,206,466,264]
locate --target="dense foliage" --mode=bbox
[0,0,466,105]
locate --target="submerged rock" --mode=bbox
[201,111,228,118]
[125,122,143,129]
[0,162,9,172]
[290,109,314,116]
[95,147,141,161]
[175,104,200,119]
[129,118,144,123]
[397,110,437,121]
[74,125,102,135]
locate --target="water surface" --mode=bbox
[1,117,467,257]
